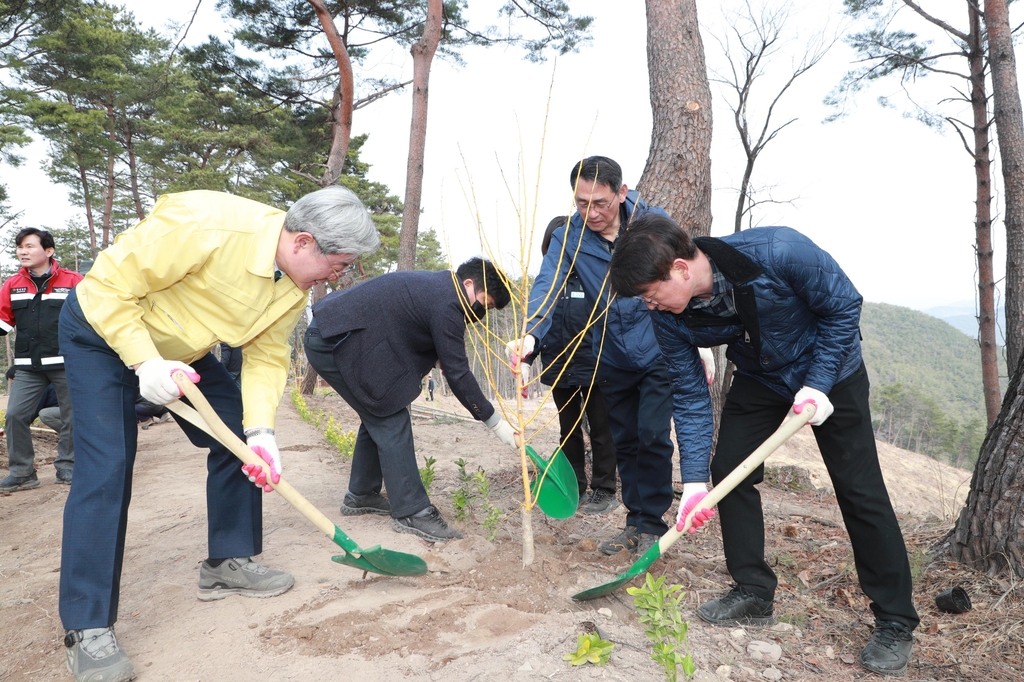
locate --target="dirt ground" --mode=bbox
[1,389,1021,682]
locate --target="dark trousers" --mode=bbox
[551,384,617,496]
[58,291,263,630]
[304,325,430,519]
[5,367,74,475]
[715,365,919,629]
[596,358,674,535]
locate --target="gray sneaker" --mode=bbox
[0,471,40,492]
[65,627,136,682]
[582,488,620,515]
[56,468,73,485]
[197,557,294,601]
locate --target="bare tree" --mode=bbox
[708,0,835,233]
[833,0,1001,426]
[985,0,1024,375]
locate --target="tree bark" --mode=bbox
[949,347,1024,577]
[397,0,442,272]
[637,0,713,235]
[985,0,1024,374]
[965,3,1000,425]
[308,0,355,187]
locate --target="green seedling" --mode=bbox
[291,388,311,422]
[323,414,355,458]
[563,632,614,667]
[420,456,437,495]
[450,458,502,537]
[627,573,696,682]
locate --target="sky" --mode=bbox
[2,0,1007,313]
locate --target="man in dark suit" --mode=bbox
[304,258,517,542]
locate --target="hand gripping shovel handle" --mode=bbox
[168,371,363,557]
[661,403,816,554]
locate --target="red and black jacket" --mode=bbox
[0,260,84,371]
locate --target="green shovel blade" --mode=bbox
[328,526,428,577]
[572,542,664,600]
[527,446,579,519]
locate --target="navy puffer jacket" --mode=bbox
[526,191,668,371]
[535,269,600,387]
[654,226,864,473]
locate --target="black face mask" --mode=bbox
[465,301,487,322]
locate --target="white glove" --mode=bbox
[698,347,715,385]
[489,418,519,448]
[793,386,833,426]
[505,335,536,363]
[518,361,531,398]
[136,358,200,405]
[242,428,281,492]
[676,482,715,533]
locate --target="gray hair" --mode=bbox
[283,185,380,256]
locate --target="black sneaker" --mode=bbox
[393,505,463,542]
[697,585,775,625]
[340,490,391,516]
[599,525,639,555]
[859,620,914,676]
[582,488,620,515]
[636,532,661,555]
[56,469,73,485]
[0,471,40,492]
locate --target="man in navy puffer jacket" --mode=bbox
[609,214,919,678]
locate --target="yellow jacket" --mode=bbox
[76,191,307,428]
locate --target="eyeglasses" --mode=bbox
[640,280,664,308]
[320,251,357,282]
[574,196,616,212]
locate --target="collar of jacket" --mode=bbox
[691,236,764,351]
[568,190,649,262]
[244,216,286,280]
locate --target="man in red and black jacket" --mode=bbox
[0,228,83,491]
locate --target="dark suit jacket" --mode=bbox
[312,270,495,421]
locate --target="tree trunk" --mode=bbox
[101,109,116,250]
[965,4,1000,425]
[308,0,354,187]
[637,0,713,235]
[949,349,1024,577]
[985,0,1024,374]
[638,0,722,439]
[124,122,145,220]
[300,282,327,395]
[397,0,442,272]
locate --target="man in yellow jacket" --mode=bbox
[57,186,379,682]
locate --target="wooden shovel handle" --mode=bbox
[169,371,339,543]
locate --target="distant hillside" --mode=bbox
[859,302,1002,466]
[923,300,1005,345]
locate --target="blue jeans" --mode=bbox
[58,290,263,630]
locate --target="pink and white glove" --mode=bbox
[793,386,833,426]
[676,482,716,533]
[241,428,281,493]
[135,358,200,405]
[698,347,716,385]
[505,335,536,364]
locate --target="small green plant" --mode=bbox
[563,632,614,667]
[626,573,696,682]
[419,456,437,495]
[323,414,356,458]
[291,388,311,422]
[312,409,325,429]
[450,458,501,537]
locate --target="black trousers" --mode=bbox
[596,358,674,535]
[714,364,919,629]
[551,384,618,496]
[304,325,430,519]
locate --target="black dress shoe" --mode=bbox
[859,620,914,676]
[393,505,463,542]
[697,585,774,625]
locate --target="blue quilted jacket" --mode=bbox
[526,191,668,372]
[653,226,864,478]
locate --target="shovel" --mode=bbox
[169,371,427,578]
[572,404,815,601]
[526,445,579,519]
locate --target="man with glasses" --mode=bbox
[507,156,714,556]
[304,258,519,542]
[58,186,379,682]
[608,215,919,677]
[0,227,82,491]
